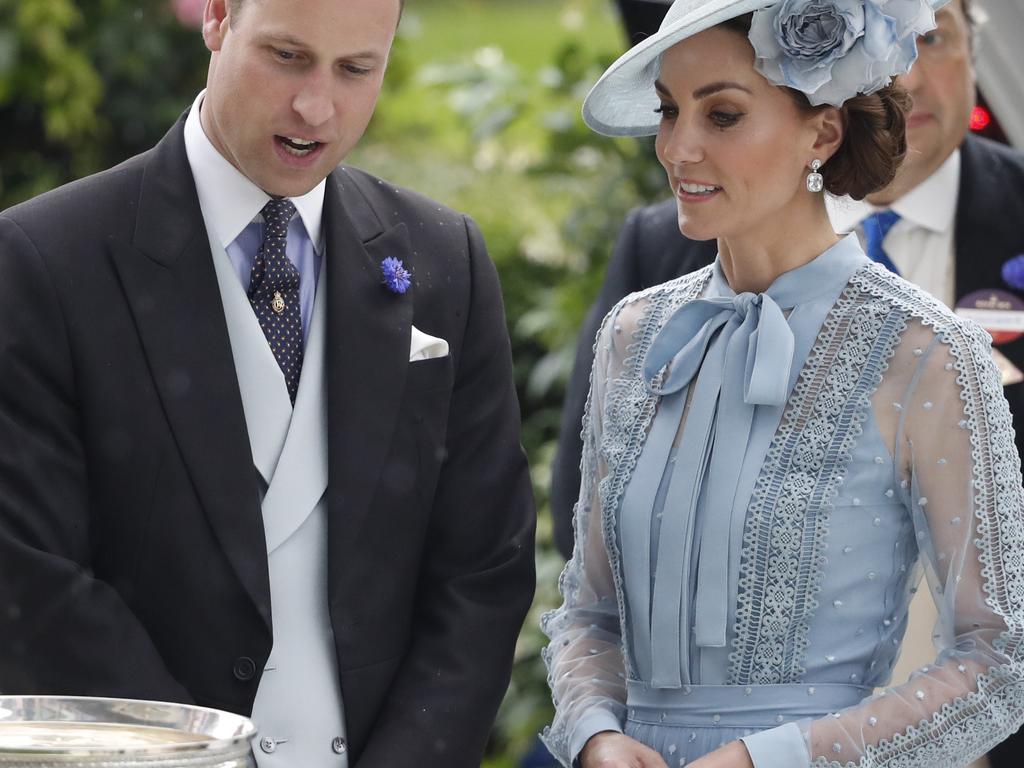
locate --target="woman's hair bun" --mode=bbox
[720,12,912,201]
[824,85,912,200]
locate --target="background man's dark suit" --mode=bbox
[551,133,1024,563]
[0,115,536,768]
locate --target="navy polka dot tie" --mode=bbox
[248,198,303,404]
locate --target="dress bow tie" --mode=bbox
[633,287,796,682]
[644,291,795,406]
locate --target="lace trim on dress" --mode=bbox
[810,669,1024,767]
[728,272,907,685]
[826,264,1024,767]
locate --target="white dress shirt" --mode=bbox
[183,91,325,345]
[829,150,960,308]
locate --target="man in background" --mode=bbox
[552,0,1024,760]
[0,1,535,766]
[614,0,673,42]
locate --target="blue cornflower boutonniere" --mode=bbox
[381,257,412,295]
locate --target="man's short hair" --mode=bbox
[961,0,978,28]
[228,0,406,24]
[960,0,986,52]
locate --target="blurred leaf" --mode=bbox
[0,30,17,77]
[1,0,207,210]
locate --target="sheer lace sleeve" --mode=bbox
[799,318,1024,766]
[541,299,644,766]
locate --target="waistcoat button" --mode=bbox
[233,656,257,681]
[260,737,276,754]
[332,737,347,754]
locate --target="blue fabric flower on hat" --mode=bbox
[381,257,412,295]
[749,0,948,107]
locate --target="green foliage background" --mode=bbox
[0,1,667,764]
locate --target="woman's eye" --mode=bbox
[654,104,678,119]
[920,31,944,46]
[710,111,742,127]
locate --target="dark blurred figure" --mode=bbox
[614,0,671,42]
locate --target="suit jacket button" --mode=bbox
[260,737,276,754]
[233,656,257,681]
[332,737,347,754]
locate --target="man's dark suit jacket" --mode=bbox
[549,133,1024,762]
[0,116,536,768]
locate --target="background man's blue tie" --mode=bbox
[248,198,303,403]
[862,210,902,275]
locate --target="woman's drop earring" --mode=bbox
[806,159,824,193]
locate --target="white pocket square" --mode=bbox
[409,325,449,362]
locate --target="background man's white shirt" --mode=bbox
[829,150,960,308]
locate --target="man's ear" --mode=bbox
[203,0,230,52]
[811,105,845,166]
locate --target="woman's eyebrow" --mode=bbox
[654,79,753,99]
[692,81,753,99]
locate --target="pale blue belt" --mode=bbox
[626,682,870,728]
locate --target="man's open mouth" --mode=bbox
[277,136,321,157]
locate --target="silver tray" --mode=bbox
[0,697,256,766]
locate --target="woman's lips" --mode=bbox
[675,179,722,204]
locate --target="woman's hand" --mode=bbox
[580,731,671,768]
[687,740,755,768]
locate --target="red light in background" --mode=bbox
[971,106,992,132]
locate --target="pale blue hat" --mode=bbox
[582,0,773,137]
[583,0,946,137]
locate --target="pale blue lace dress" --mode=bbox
[542,235,1024,768]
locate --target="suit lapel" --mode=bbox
[322,171,414,596]
[261,269,329,553]
[107,118,271,628]
[208,230,293,487]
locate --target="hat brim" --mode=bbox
[583,0,773,137]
